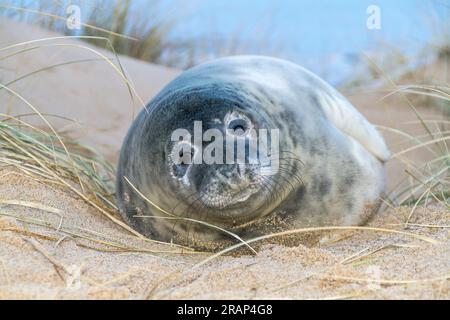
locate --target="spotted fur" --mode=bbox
[116,56,389,248]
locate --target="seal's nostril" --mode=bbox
[228,119,248,135]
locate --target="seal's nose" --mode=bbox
[189,163,249,194]
[217,164,249,190]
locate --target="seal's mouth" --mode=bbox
[167,160,275,223]
[199,183,259,209]
[180,164,280,226]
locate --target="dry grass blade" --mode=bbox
[377,125,438,156]
[341,244,396,265]
[392,136,450,158]
[387,223,450,228]
[0,211,197,255]
[0,4,138,41]
[1,58,106,89]
[0,42,146,109]
[323,274,450,285]
[124,177,257,254]
[0,35,143,113]
[0,35,113,53]
[193,226,439,269]
[24,237,72,276]
[0,199,61,215]
[382,84,450,102]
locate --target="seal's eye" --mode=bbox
[228,119,248,135]
[172,149,192,178]
[172,163,188,178]
[178,149,194,165]
[170,142,194,164]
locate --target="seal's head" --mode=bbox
[166,108,278,224]
[117,81,300,246]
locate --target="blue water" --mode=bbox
[164,0,448,84]
[173,0,446,55]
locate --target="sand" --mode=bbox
[0,18,449,299]
[0,167,448,299]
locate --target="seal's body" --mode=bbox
[117,56,390,248]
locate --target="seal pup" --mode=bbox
[116,56,390,248]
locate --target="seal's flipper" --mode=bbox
[318,91,391,162]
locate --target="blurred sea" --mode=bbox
[164,0,448,85]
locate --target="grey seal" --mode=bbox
[116,56,390,249]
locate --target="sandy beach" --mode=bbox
[0,18,448,299]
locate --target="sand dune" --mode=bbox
[0,19,448,299]
[0,17,180,161]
